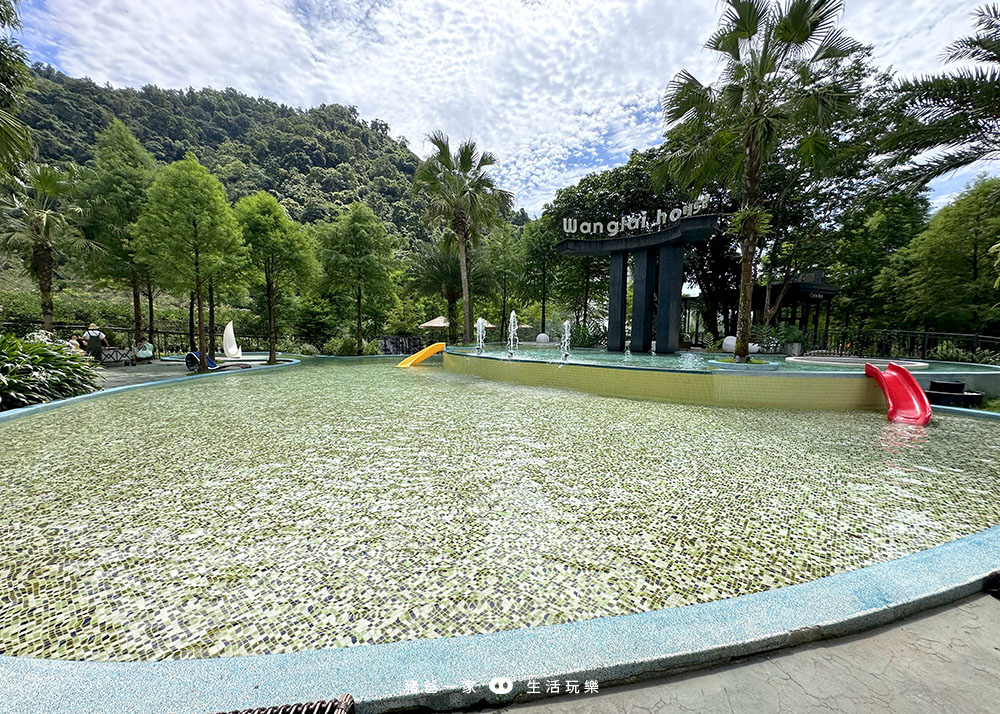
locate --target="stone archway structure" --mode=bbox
[556,213,721,353]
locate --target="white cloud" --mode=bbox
[20,0,993,213]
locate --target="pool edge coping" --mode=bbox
[0,357,301,425]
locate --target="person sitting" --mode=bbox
[68,333,86,353]
[135,338,154,362]
[82,323,108,361]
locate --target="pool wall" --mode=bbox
[443,351,889,410]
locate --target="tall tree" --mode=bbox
[520,220,556,335]
[878,177,1000,332]
[883,4,1000,188]
[828,191,929,330]
[413,131,512,344]
[79,119,157,342]
[134,154,245,373]
[0,163,90,330]
[485,223,520,339]
[317,201,396,355]
[235,191,317,364]
[655,0,861,361]
[408,236,463,344]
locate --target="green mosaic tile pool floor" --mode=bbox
[1,359,998,661]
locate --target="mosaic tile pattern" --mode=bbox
[0,359,999,661]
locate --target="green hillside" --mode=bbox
[21,65,427,240]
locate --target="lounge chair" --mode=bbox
[185,351,251,372]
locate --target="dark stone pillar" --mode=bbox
[630,249,656,352]
[655,244,684,353]
[608,252,628,351]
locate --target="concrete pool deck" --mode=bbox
[495,594,1000,714]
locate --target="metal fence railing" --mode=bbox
[2,321,427,357]
[802,329,1000,362]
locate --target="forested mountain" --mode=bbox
[21,65,428,239]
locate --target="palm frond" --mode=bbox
[896,67,1000,123]
[885,143,999,190]
[776,0,844,47]
[944,35,1000,65]
[0,108,31,170]
[811,28,862,61]
[706,27,741,61]
[720,0,770,39]
[663,70,715,124]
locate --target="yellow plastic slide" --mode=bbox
[396,342,446,368]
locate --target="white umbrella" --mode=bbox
[419,316,450,329]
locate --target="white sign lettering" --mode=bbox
[562,197,709,236]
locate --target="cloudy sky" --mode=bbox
[17,0,993,213]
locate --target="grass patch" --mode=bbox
[715,357,771,365]
[977,397,1000,413]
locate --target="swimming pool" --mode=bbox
[1,358,998,661]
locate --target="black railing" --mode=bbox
[803,328,1000,362]
[2,321,426,357]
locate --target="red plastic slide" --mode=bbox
[865,362,932,425]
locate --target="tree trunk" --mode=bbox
[32,239,55,332]
[734,129,763,362]
[447,297,458,344]
[356,285,363,356]
[500,275,508,342]
[188,292,195,352]
[540,259,547,334]
[457,230,471,344]
[131,270,143,343]
[195,248,207,373]
[208,279,216,361]
[582,258,591,327]
[146,278,155,343]
[735,248,755,360]
[266,272,277,365]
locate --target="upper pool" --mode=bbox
[1,359,998,662]
[472,346,1000,373]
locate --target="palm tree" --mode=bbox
[883,4,1000,188]
[654,0,860,361]
[413,131,512,344]
[408,238,463,344]
[408,232,494,344]
[0,163,92,330]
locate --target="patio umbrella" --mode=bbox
[479,319,498,329]
[419,316,449,329]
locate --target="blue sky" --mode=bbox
[16,0,995,213]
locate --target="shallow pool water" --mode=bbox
[1,359,999,660]
[475,346,1000,372]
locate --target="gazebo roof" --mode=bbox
[419,316,450,329]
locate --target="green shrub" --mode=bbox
[273,338,318,356]
[363,339,382,355]
[329,336,359,356]
[0,333,102,411]
[750,324,781,352]
[570,323,606,348]
[321,336,341,355]
[702,331,724,351]
[929,341,1000,365]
